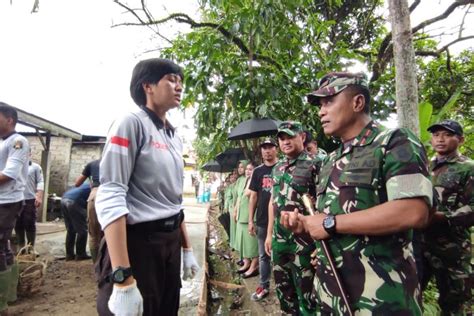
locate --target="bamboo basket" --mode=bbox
[16,244,47,296]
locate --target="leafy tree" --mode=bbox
[113,0,473,163]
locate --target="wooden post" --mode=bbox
[38,133,51,222]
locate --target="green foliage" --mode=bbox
[418,101,433,144]
[144,0,472,162]
[418,50,474,157]
[161,0,386,162]
[422,281,441,315]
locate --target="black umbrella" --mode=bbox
[228,118,281,140]
[216,148,246,169]
[201,160,234,173]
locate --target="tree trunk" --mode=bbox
[388,0,420,136]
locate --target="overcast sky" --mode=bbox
[0,0,198,136]
[0,1,472,137]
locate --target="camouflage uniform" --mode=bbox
[314,121,433,315]
[272,122,322,315]
[422,152,473,314]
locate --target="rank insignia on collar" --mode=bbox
[13,140,23,149]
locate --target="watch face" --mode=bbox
[114,270,125,282]
[324,216,335,228]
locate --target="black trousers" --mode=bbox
[96,224,182,316]
[0,201,23,271]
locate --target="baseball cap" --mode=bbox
[259,138,277,147]
[427,119,463,136]
[277,121,304,137]
[307,72,369,105]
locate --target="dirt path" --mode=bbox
[8,258,97,315]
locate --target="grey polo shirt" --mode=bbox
[0,132,29,204]
[24,162,44,200]
[96,108,184,229]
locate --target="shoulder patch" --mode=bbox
[13,139,24,150]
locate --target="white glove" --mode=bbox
[108,280,143,316]
[182,248,200,280]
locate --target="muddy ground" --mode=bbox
[8,257,97,315]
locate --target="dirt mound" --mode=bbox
[8,259,97,315]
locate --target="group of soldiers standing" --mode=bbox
[219,72,472,315]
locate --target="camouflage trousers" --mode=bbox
[422,247,472,315]
[272,239,317,315]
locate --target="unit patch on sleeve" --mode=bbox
[13,139,24,150]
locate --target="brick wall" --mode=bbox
[25,136,103,196]
[67,144,103,187]
[26,135,73,196]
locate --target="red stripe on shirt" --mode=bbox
[111,136,130,148]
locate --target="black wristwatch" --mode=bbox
[108,266,133,284]
[322,215,337,236]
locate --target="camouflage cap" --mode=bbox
[427,119,463,136]
[277,121,304,137]
[307,72,369,105]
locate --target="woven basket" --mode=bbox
[17,261,47,296]
[16,244,36,262]
[16,245,47,297]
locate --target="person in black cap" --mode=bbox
[247,138,278,301]
[95,58,200,316]
[421,119,473,314]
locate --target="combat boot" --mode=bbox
[65,231,75,260]
[6,263,18,303]
[0,268,11,312]
[75,234,90,260]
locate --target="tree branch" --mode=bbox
[31,0,39,13]
[409,0,421,12]
[458,4,471,38]
[412,0,473,34]
[372,0,473,82]
[113,8,283,69]
[415,35,474,56]
[114,0,173,44]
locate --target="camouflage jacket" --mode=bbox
[271,151,322,253]
[423,153,474,256]
[315,121,432,315]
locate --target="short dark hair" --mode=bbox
[345,84,371,113]
[303,131,312,147]
[130,58,184,106]
[0,102,18,124]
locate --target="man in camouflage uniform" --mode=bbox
[281,72,433,315]
[422,119,473,315]
[265,121,322,315]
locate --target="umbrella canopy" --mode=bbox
[201,160,234,173]
[216,148,246,170]
[227,118,281,140]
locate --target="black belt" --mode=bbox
[127,209,184,233]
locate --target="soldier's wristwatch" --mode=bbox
[322,215,337,236]
[108,266,133,284]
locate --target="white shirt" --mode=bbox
[0,133,29,203]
